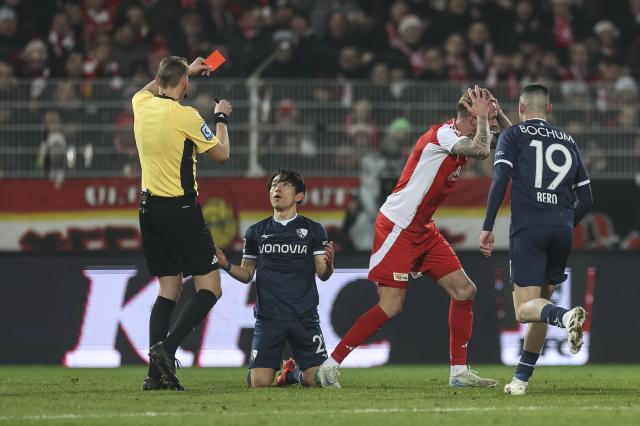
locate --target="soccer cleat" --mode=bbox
[149,342,184,391]
[504,377,528,395]
[563,306,586,354]
[275,358,297,386]
[448,367,499,388]
[315,364,341,388]
[142,376,166,391]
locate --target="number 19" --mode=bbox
[529,140,573,190]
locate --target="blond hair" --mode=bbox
[156,56,188,88]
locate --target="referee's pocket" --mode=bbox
[182,202,207,229]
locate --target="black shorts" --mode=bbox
[249,313,328,371]
[139,193,219,277]
[509,226,572,287]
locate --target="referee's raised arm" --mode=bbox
[208,98,232,163]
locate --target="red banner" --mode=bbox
[0,177,360,252]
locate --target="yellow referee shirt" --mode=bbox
[132,91,219,197]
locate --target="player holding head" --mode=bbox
[215,169,335,388]
[316,86,509,388]
[479,83,593,396]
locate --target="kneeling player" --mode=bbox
[216,170,335,387]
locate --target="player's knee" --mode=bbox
[248,370,274,388]
[514,306,526,323]
[249,379,271,388]
[454,281,476,301]
[379,299,403,317]
[213,288,223,299]
[250,377,273,388]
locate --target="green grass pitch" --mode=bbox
[1,365,638,425]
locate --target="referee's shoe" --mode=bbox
[149,342,184,391]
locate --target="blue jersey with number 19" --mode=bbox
[494,119,590,235]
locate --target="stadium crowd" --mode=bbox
[1,0,639,84]
[0,0,639,182]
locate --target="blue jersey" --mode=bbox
[243,215,328,320]
[494,119,590,235]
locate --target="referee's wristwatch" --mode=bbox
[215,112,228,125]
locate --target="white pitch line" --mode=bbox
[1,406,638,422]
[0,412,183,422]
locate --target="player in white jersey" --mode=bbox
[316,87,511,388]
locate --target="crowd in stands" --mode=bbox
[1,0,639,85]
[0,0,639,182]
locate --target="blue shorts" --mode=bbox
[509,226,572,286]
[249,313,328,371]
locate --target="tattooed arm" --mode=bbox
[450,116,491,159]
[496,110,512,129]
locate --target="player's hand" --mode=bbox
[214,99,232,116]
[479,231,495,257]
[482,88,503,116]
[215,247,229,269]
[462,85,491,118]
[324,241,335,267]
[188,57,214,77]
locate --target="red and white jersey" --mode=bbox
[380,119,468,231]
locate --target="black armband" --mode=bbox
[223,261,232,272]
[214,112,228,125]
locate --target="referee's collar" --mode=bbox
[157,93,179,101]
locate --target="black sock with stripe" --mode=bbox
[163,289,217,355]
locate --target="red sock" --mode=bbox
[331,304,390,364]
[449,298,474,366]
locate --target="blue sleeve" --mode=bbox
[482,162,511,231]
[493,128,516,168]
[242,226,258,259]
[573,184,593,225]
[572,146,590,190]
[571,145,592,225]
[311,221,328,256]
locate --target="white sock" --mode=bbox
[323,356,340,368]
[450,365,467,376]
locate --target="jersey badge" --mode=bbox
[200,123,214,141]
[296,228,308,239]
[393,272,409,281]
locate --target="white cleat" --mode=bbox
[504,377,528,396]
[315,365,341,388]
[563,306,586,354]
[448,367,498,388]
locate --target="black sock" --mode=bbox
[540,303,569,328]
[515,350,539,382]
[286,368,309,386]
[163,289,217,355]
[148,296,176,377]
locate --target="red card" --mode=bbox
[204,50,226,71]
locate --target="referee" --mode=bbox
[133,56,232,391]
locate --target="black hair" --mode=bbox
[268,169,306,203]
[521,83,549,98]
